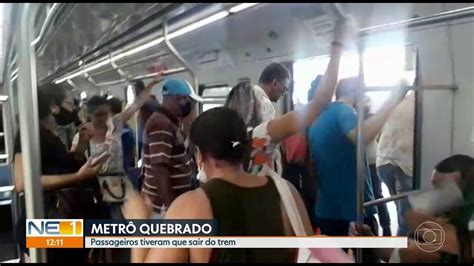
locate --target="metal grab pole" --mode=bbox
[82,66,99,87]
[109,52,133,82]
[359,6,474,36]
[330,3,367,263]
[95,67,187,87]
[31,3,62,46]
[330,3,346,18]
[355,44,366,264]
[66,78,81,92]
[413,49,423,190]
[363,189,424,208]
[163,20,199,135]
[162,20,199,93]
[91,50,172,78]
[17,3,46,263]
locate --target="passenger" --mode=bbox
[14,85,96,193]
[140,79,202,219]
[13,87,106,263]
[134,79,160,159]
[224,16,358,178]
[226,62,290,175]
[107,97,136,170]
[123,15,358,263]
[41,84,82,149]
[123,107,313,263]
[70,75,162,208]
[352,154,474,263]
[307,77,409,239]
[365,97,392,236]
[376,92,415,236]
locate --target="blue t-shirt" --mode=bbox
[308,102,377,221]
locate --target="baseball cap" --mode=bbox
[162,79,203,102]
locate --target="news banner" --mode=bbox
[26,219,407,249]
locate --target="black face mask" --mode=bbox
[181,101,192,118]
[54,106,79,126]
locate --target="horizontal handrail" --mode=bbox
[364,189,423,208]
[95,66,187,87]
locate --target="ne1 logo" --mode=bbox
[26,219,83,237]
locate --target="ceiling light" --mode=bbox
[168,11,229,39]
[80,91,87,100]
[55,58,112,83]
[229,3,258,13]
[114,37,165,60]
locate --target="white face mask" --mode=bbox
[195,148,208,183]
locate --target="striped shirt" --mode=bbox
[141,108,192,213]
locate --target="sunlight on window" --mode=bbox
[203,103,222,112]
[364,46,406,86]
[293,46,415,106]
[293,56,329,106]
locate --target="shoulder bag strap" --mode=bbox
[261,165,307,236]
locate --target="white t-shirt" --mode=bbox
[252,85,282,176]
[367,140,378,165]
[376,93,415,176]
[253,85,276,122]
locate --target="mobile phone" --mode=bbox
[91,151,111,167]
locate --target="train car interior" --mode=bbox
[0,2,473,263]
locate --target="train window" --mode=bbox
[293,45,416,107]
[200,85,232,112]
[202,86,232,98]
[203,103,223,112]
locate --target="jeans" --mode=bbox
[282,162,316,226]
[377,163,413,236]
[369,164,392,236]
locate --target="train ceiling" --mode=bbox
[3,3,473,90]
[34,3,339,87]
